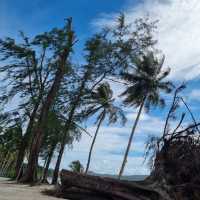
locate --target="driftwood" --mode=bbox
[56,170,168,200]
[53,133,200,200]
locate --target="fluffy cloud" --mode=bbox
[49,0,200,175]
[59,111,165,175]
[94,0,200,81]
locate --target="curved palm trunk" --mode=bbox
[85,111,105,174]
[118,99,145,179]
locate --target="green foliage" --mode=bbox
[0,13,176,182]
[83,82,126,125]
[121,52,174,111]
[69,160,84,173]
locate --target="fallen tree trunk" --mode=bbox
[57,170,168,200]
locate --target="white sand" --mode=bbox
[0,177,64,200]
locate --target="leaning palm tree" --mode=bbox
[118,52,174,179]
[84,82,126,174]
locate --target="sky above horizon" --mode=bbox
[1,0,200,175]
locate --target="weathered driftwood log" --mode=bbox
[58,170,167,200]
[51,131,200,200]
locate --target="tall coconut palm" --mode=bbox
[118,52,174,179]
[84,82,126,174]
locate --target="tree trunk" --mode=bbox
[0,151,7,170]
[51,56,98,184]
[15,97,41,179]
[85,111,105,174]
[20,42,72,183]
[51,104,80,184]
[41,144,56,183]
[15,147,25,179]
[20,68,64,183]
[51,72,89,184]
[56,170,164,200]
[41,156,48,180]
[1,153,10,175]
[118,99,145,179]
[52,143,65,184]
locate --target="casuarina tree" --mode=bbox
[20,18,76,183]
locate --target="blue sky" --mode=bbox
[0,0,137,64]
[1,0,200,175]
[0,0,131,41]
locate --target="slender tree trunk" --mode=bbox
[51,98,81,185]
[52,143,65,184]
[15,147,25,179]
[1,153,10,173]
[51,62,98,184]
[0,152,7,170]
[20,68,65,183]
[51,108,78,184]
[15,99,41,179]
[118,99,145,179]
[41,144,56,183]
[20,46,73,183]
[4,159,15,177]
[51,89,87,184]
[2,154,13,177]
[41,156,48,180]
[85,111,105,174]
[51,74,88,185]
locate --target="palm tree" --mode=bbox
[69,160,84,173]
[84,82,126,174]
[118,52,174,179]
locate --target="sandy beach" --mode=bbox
[0,177,64,200]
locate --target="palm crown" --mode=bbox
[121,52,174,110]
[84,82,126,125]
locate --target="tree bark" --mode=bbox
[20,67,65,183]
[118,99,145,179]
[51,70,89,184]
[20,25,73,183]
[41,144,56,183]
[57,170,164,200]
[52,143,65,184]
[51,55,100,184]
[85,111,105,174]
[15,95,42,179]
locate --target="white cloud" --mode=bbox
[94,0,200,81]
[59,106,188,175]
[59,111,166,175]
